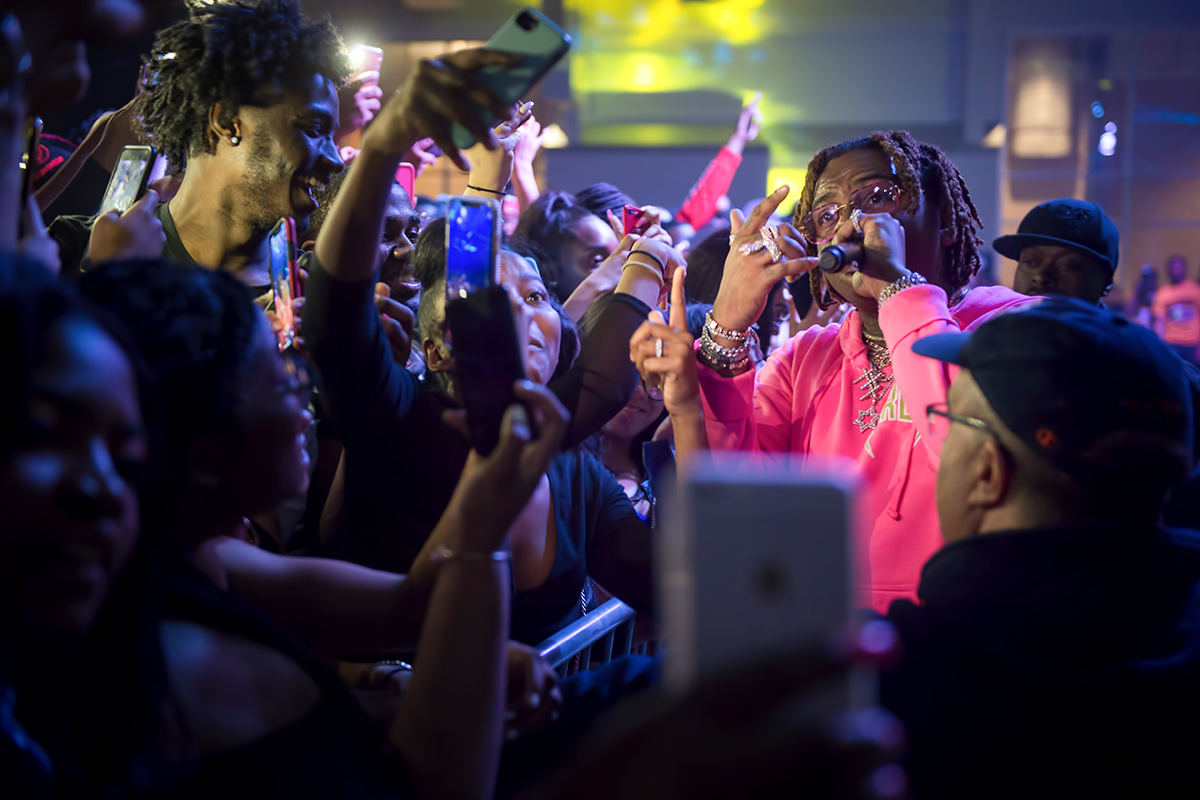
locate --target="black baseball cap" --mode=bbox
[912,296,1192,479]
[993,198,1120,276]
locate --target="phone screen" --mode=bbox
[445,198,498,302]
[269,218,297,351]
[100,148,155,216]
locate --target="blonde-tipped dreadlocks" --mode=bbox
[793,131,984,310]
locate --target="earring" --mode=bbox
[230,135,241,146]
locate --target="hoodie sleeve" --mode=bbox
[879,284,1036,447]
[696,330,817,454]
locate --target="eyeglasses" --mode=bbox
[925,402,995,455]
[799,181,906,245]
[280,350,314,408]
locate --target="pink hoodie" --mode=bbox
[698,284,1034,613]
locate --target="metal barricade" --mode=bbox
[536,598,637,676]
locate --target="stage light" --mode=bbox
[1091,101,1104,118]
[541,124,570,149]
[1098,130,1117,156]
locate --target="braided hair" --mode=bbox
[135,0,349,174]
[794,131,983,309]
[511,192,595,301]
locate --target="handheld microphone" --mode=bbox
[819,244,863,273]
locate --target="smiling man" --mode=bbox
[51,0,348,290]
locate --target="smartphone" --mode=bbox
[622,204,651,236]
[99,146,158,216]
[351,44,383,79]
[19,117,42,203]
[662,453,873,718]
[450,7,571,151]
[443,195,524,455]
[395,162,415,201]
[268,217,299,351]
[444,196,501,305]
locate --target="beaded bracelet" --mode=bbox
[877,273,928,306]
[704,310,751,343]
[698,326,756,372]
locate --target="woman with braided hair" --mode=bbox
[631,131,1033,612]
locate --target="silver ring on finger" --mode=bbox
[655,338,664,358]
[851,208,864,235]
[737,239,767,256]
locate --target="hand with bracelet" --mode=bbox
[707,185,818,373]
[463,101,536,198]
[437,380,571,560]
[624,237,686,307]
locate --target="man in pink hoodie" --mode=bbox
[631,132,1034,613]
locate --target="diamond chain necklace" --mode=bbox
[854,331,893,433]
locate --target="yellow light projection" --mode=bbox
[566,0,797,193]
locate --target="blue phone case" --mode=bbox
[450,7,571,151]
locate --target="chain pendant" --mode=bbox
[853,340,892,434]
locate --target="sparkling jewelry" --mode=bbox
[761,225,783,262]
[738,239,767,256]
[851,208,864,235]
[655,338,664,358]
[430,545,511,563]
[230,135,241,146]
[704,310,750,343]
[877,273,929,306]
[853,336,894,433]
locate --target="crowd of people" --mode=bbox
[4,1,1200,797]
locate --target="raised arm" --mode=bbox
[394,383,569,800]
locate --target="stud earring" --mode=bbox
[230,135,241,146]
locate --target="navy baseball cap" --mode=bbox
[912,296,1192,478]
[993,198,1120,276]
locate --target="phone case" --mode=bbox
[444,286,527,456]
[269,217,298,351]
[99,146,157,216]
[450,7,571,151]
[395,163,416,201]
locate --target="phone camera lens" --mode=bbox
[516,11,538,31]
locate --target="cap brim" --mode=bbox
[992,233,1115,274]
[911,331,972,365]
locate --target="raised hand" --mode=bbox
[465,101,535,194]
[335,70,385,144]
[88,189,165,264]
[710,185,817,343]
[850,212,911,301]
[630,268,701,420]
[373,282,415,367]
[445,382,571,554]
[364,49,522,171]
[401,137,440,177]
[726,92,763,156]
[511,114,546,174]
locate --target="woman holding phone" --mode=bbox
[633,131,1033,614]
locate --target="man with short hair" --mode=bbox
[1152,254,1200,364]
[884,296,1200,798]
[51,0,348,286]
[995,197,1119,305]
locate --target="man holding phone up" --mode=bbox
[49,0,348,290]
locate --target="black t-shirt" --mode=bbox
[303,259,655,644]
[50,203,271,298]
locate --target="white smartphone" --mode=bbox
[661,453,873,716]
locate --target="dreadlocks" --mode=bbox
[135,0,349,174]
[794,131,983,310]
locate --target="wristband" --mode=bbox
[431,545,511,563]
[467,184,507,196]
[629,247,666,277]
[877,273,929,306]
[623,257,665,284]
